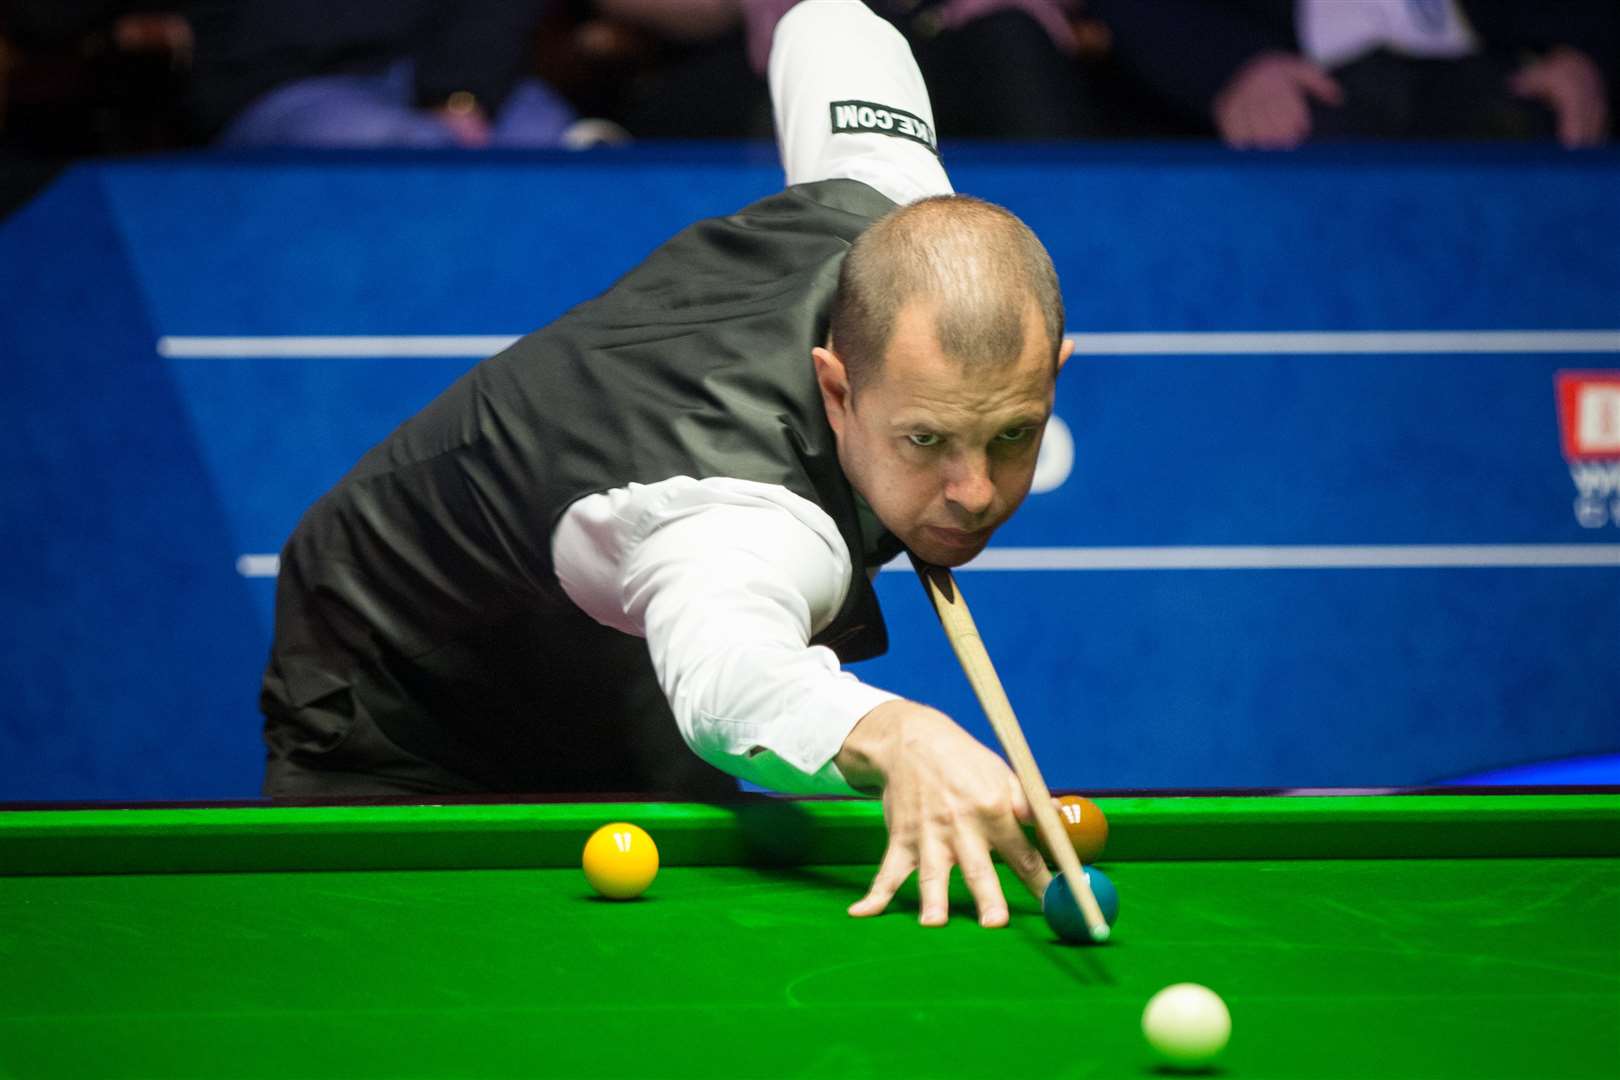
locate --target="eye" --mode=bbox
[995,426,1034,444]
[906,432,942,448]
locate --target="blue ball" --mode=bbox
[1043,866,1118,943]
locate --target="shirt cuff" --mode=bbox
[720,671,899,795]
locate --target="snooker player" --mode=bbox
[262,0,1074,929]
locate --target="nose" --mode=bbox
[943,452,995,520]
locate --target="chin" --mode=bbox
[938,546,988,568]
[911,535,990,568]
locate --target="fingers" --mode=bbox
[1512,50,1609,149]
[1553,75,1606,147]
[1295,61,1344,107]
[1008,776,1036,825]
[851,809,1026,928]
[1261,96,1310,148]
[848,708,1046,929]
[1263,61,1331,147]
[1215,107,1247,148]
[1510,64,1568,142]
[1586,97,1611,147]
[850,827,984,927]
[955,841,1009,928]
[915,831,955,927]
[1508,64,1546,100]
[1225,102,1310,149]
[1536,83,1604,149]
[989,790,1053,907]
[1559,100,1593,149]
[914,816,1013,927]
[1216,55,1327,149]
[848,842,915,919]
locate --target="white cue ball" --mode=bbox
[1142,983,1231,1067]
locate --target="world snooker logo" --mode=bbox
[1556,371,1620,529]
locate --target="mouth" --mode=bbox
[922,526,991,553]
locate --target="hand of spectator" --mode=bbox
[1510,47,1609,148]
[835,699,1050,927]
[1214,51,1344,150]
[433,95,493,149]
[112,14,194,67]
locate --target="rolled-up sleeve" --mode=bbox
[769,0,953,205]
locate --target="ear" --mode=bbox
[1057,335,1075,372]
[812,346,852,435]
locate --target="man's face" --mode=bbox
[815,300,1070,567]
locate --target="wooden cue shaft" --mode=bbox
[910,555,1110,941]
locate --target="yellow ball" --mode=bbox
[582,822,659,899]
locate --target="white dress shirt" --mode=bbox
[1298,0,1479,70]
[550,1,953,795]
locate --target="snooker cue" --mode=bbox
[910,554,1111,942]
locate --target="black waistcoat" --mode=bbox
[265,178,903,789]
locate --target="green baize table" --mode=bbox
[1,793,1617,1078]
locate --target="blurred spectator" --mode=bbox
[1089,0,1617,148]
[867,0,1094,138]
[1,1,193,155]
[579,0,1102,139]
[574,0,772,137]
[1,1,194,218]
[184,0,618,148]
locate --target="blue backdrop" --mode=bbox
[1,143,1616,801]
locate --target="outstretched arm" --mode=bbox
[554,480,1053,927]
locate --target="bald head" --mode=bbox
[828,195,1064,395]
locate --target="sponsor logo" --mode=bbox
[1555,371,1620,528]
[829,100,938,155]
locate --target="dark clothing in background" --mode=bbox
[1309,48,1557,140]
[907,8,1091,139]
[184,0,547,139]
[1,1,196,158]
[621,1,1094,141]
[1089,0,1620,130]
[1,1,120,44]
